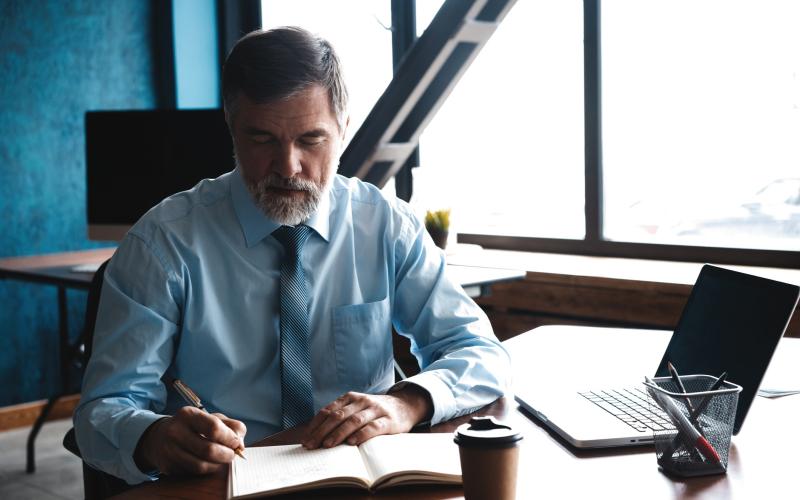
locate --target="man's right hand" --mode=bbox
[134,406,247,476]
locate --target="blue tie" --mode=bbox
[273,225,314,429]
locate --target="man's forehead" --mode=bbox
[235,87,338,130]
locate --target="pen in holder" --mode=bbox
[644,375,742,477]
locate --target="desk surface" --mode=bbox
[0,248,115,289]
[0,248,523,294]
[111,325,800,499]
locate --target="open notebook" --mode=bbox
[228,433,461,499]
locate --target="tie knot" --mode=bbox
[273,225,311,257]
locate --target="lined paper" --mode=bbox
[231,444,368,497]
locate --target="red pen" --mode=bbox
[646,377,721,463]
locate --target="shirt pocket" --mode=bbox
[332,297,393,391]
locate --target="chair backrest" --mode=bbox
[64,259,110,455]
[64,259,134,499]
[81,259,110,364]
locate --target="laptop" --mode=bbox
[514,264,800,449]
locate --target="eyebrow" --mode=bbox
[243,126,273,136]
[242,126,331,138]
[300,128,331,138]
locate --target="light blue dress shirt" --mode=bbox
[74,168,511,484]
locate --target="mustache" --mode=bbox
[260,173,316,192]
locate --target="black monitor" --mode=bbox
[85,109,234,241]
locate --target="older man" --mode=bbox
[75,26,510,485]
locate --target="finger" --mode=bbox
[345,416,392,446]
[305,394,369,449]
[179,432,237,464]
[322,407,379,448]
[303,393,353,447]
[167,418,237,464]
[163,440,227,476]
[213,413,248,445]
[311,400,368,447]
[305,393,349,434]
[215,414,247,438]
[182,409,242,450]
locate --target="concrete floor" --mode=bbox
[0,418,83,499]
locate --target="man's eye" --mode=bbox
[252,135,274,144]
[300,137,324,146]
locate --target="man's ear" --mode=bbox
[224,108,234,131]
[341,116,350,145]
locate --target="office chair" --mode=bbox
[62,259,133,499]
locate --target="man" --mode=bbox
[75,27,510,485]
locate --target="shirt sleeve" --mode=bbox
[388,204,512,425]
[73,231,182,484]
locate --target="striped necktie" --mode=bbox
[272,225,314,429]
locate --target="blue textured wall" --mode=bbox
[0,1,156,406]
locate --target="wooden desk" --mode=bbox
[112,326,800,499]
[504,325,800,499]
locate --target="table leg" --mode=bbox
[26,286,70,474]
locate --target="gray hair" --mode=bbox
[222,26,348,129]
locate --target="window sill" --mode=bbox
[446,246,800,338]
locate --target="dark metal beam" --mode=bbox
[584,0,603,241]
[151,0,176,109]
[217,0,262,67]
[391,0,418,202]
[340,0,517,188]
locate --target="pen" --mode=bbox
[645,377,721,464]
[173,379,247,460]
[667,371,728,452]
[689,371,728,423]
[667,362,696,415]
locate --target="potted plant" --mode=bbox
[425,209,451,250]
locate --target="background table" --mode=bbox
[0,247,115,472]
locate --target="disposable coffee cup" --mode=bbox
[454,416,523,500]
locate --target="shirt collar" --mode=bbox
[305,184,331,242]
[231,167,331,247]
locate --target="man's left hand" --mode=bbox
[302,386,432,449]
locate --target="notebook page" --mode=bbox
[358,433,461,484]
[231,444,369,498]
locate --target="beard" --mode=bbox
[242,166,330,226]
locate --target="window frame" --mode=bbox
[448,0,800,269]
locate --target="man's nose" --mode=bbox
[275,144,302,177]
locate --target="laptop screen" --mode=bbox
[655,265,799,434]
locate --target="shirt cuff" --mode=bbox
[388,371,456,426]
[118,412,169,484]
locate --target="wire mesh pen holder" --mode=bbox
[644,375,742,477]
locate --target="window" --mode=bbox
[414,0,799,266]
[603,0,800,252]
[261,1,393,148]
[412,0,585,239]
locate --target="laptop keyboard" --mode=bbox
[578,387,675,433]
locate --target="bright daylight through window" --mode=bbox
[412,0,585,240]
[603,0,800,251]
